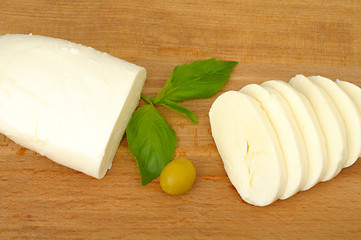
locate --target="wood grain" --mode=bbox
[0,1,361,239]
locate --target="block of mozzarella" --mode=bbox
[262,80,327,190]
[0,34,146,179]
[336,80,361,157]
[289,75,347,181]
[309,76,361,168]
[209,91,287,206]
[241,84,307,199]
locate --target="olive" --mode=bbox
[160,158,196,195]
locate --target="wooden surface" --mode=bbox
[1,1,361,239]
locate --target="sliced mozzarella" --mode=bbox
[289,75,347,181]
[0,34,146,179]
[241,84,307,199]
[262,80,327,190]
[309,76,361,168]
[209,91,287,206]
[337,80,361,115]
[336,79,361,158]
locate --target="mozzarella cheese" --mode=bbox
[336,80,361,158]
[337,80,361,116]
[0,34,146,179]
[309,76,361,168]
[262,80,327,190]
[289,75,347,181]
[210,74,360,206]
[241,84,307,199]
[209,91,287,206]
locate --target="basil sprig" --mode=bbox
[126,58,238,185]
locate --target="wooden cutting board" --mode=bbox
[1,1,361,239]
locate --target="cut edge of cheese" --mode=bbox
[309,76,361,168]
[241,84,307,199]
[289,75,347,181]
[336,79,361,159]
[262,80,327,191]
[209,91,287,206]
[98,68,146,178]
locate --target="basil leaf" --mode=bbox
[155,58,238,103]
[158,99,198,124]
[126,104,177,186]
[126,59,238,186]
[140,94,155,105]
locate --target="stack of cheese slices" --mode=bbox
[209,75,361,206]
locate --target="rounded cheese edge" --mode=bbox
[263,80,327,190]
[241,84,307,199]
[289,75,347,181]
[209,91,287,206]
[309,76,361,168]
[336,79,361,160]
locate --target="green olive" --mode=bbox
[160,158,196,196]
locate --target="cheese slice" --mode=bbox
[289,75,347,181]
[0,34,146,178]
[209,91,287,206]
[336,80,361,158]
[262,80,327,190]
[309,76,361,168]
[241,84,307,199]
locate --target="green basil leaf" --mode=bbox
[154,58,238,103]
[126,104,177,185]
[140,94,155,105]
[158,99,198,124]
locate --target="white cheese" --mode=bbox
[309,76,361,168]
[0,34,146,178]
[289,75,347,181]
[336,80,361,159]
[209,91,287,206]
[241,84,307,199]
[337,80,361,115]
[262,80,327,190]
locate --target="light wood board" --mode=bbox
[1,1,361,239]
